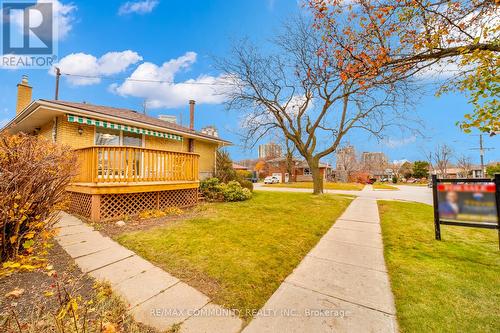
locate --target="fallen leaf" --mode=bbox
[102,322,116,333]
[5,287,25,298]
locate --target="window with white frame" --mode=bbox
[303,168,312,176]
[95,127,143,147]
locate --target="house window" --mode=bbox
[123,131,142,147]
[95,127,143,147]
[303,168,312,176]
[95,127,120,146]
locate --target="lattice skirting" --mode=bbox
[68,192,92,219]
[67,188,198,222]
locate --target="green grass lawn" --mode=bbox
[378,201,500,333]
[372,183,399,190]
[264,181,364,191]
[117,192,352,321]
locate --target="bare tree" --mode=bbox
[335,145,358,183]
[427,144,454,179]
[456,155,473,178]
[218,17,415,193]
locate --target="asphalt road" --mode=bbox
[254,183,433,205]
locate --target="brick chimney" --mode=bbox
[16,75,32,114]
[189,99,195,130]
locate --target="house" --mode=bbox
[232,163,249,171]
[431,165,485,179]
[265,157,332,182]
[2,76,230,222]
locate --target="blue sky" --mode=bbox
[1,0,498,164]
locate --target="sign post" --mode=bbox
[495,174,500,248]
[432,175,441,240]
[432,174,500,250]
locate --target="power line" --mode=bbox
[60,72,233,86]
[469,134,495,176]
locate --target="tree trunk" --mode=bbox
[309,158,324,194]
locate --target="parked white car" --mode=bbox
[264,176,280,184]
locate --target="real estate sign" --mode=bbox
[437,183,497,223]
[432,175,500,249]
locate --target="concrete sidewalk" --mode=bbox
[243,197,398,333]
[55,213,242,333]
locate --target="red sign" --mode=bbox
[437,183,496,193]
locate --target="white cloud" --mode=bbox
[7,0,76,41]
[392,159,409,166]
[118,0,159,15]
[384,135,416,149]
[111,52,229,108]
[52,0,76,39]
[52,50,143,85]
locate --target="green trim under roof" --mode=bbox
[67,114,183,141]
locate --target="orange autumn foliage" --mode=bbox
[0,133,76,266]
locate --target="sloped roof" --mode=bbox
[39,99,231,144]
[232,163,248,170]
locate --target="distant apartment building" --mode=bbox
[361,152,388,178]
[258,142,282,159]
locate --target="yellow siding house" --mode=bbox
[2,76,230,222]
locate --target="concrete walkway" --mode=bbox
[243,197,398,333]
[54,212,243,333]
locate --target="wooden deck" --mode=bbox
[68,146,201,221]
[73,145,199,185]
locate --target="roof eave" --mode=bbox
[34,100,231,145]
[0,100,39,132]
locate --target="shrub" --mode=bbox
[238,179,254,192]
[236,169,253,179]
[215,150,237,183]
[200,177,224,201]
[349,171,370,184]
[200,178,251,202]
[0,133,76,266]
[219,181,252,202]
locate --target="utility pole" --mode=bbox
[480,134,484,174]
[55,67,61,100]
[469,134,494,177]
[142,99,148,115]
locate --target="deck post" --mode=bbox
[90,194,101,222]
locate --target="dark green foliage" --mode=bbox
[237,179,254,192]
[215,150,237,183]
[200,178,251,202]
[486,163,500,177]
[413,160,430,178]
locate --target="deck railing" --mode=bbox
[73,146,199,183]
